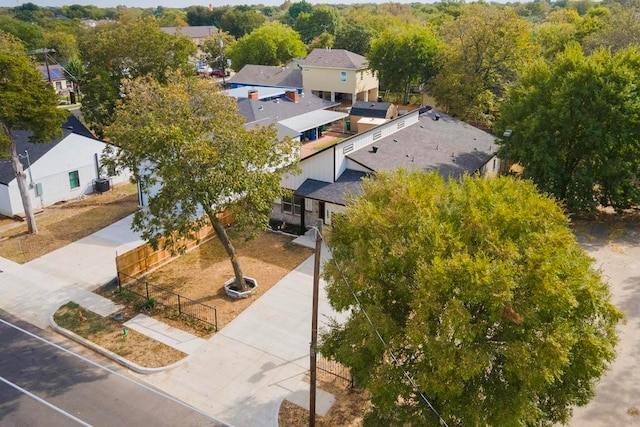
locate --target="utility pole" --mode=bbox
[309,219,323,427]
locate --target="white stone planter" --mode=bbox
[224,276,258,299]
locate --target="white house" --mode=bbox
[271,108,501,230]
[0,115,131,218]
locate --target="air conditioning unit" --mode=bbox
[94,178,110,193]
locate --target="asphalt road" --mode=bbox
[0,312,227,427]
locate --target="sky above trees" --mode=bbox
[1,0,508,9]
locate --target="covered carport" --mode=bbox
[279,109,348,142]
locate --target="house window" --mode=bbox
[360,71,364,80]
[69,171,80,189]
[55,81,62,91]
[282,195,302,216]
[340,71,347,82]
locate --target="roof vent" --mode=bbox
[371,146,378,153]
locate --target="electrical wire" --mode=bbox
[314,227,450,427]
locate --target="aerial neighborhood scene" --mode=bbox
[0,0,639,425]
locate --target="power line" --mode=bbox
[316,228,449,427]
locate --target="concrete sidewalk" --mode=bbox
[0,217,344,426]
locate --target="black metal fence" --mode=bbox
[317,353,354,388]
[118,272,217,331]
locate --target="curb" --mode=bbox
[49,312,192,375]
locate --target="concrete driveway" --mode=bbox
[570,222,640,426]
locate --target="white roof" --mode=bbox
[279,110,348,133]
[357,117,388,125]
[225,86,287,99]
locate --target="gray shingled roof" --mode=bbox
[346,110,497,180]
[0,115,97,185]
[228,65,303,89]
[295,169,368,205]
[350,101,393,118]
[302,48,368,70]
[236,92,338,125]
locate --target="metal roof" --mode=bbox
[278,110,348,133]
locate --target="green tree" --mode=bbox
[78,17,195,137]
[498,43,640,213]
[199,31,235,74]
[368,25,443,104]
[219,7,266,39]
[0,32,68,234]
[287,0,313,21]
[185,5,215,26]
[334,22,374,56]
[307,32,334,51]
[321,169,621,426]
[293,6,340,44]
[227,22,306,71]
[43,30,77,64]
[431,4,534,128]
[584,0,640,52]
[0,15,44,50]
[104,72,299,292]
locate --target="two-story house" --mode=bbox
[300,48,379,106]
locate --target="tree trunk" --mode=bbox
[208,211,247,292]
[2,126,38,234]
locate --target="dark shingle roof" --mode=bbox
[350,101,393,118]
[0,115,98,185]
[302,49,368,70]
[346,110,497,179]
[295,169,368,205]
[236,93,338,125]
[228,65,303,89]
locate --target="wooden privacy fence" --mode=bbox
[116,210,235,281]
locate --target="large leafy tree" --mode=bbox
[293,6,340,44]
[219,7,266,39]
[199,31,235,74]
[0,31,68,234]
[104,72,299,292]
[227,22,306,71]
[78,17,195,137]
[498,43,640,213]
[334,22,374,56]
[368,25,443,104]
[431,4,534,128]
[321,170,621,426]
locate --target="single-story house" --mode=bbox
[233,87,348,145]
[38,64,73,95]
[0,115,131,218]
[349,101,398,133]
[271,108,501,229]
[160,26,218,46]
[228,65,303,92]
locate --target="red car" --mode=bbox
[211,69,227,78]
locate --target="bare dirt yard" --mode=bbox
[0,182,140,263]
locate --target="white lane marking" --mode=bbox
[0,375,91,426]
[0,317,228,426]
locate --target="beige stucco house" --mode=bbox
[301,48,378,105]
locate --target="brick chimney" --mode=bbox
[248,90,259,100]
[285,90,299,103]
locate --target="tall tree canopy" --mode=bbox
[78,17,195,137]
[293,6,340,44]
[431,4,534,128]
[368,25,443,104]
[498,43,640,213]
[227,22,306,71]
[321,170,621,426]
[0,31,68,234]
[334,22,374,56]
[104,72,299,291]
